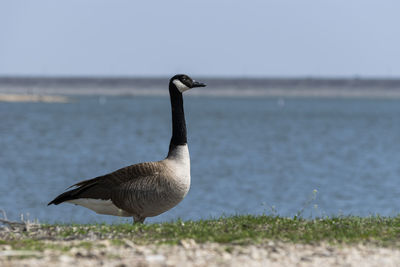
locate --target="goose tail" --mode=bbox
[48,180,99,205]
[48,188,80,205]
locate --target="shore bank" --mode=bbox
[1,215,400,266]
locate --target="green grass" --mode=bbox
[2,215,400,251]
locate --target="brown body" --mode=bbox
[49,145,191,223]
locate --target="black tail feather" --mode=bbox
[48,188,80,205]
[48,182,98,205]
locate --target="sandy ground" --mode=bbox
[1,239,400,267]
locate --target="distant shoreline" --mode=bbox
[1,77,400,99]
[2,76,400,89]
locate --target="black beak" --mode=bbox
[192,80,206,88]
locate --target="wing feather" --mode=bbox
[48,161,164,208]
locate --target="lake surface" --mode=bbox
[1,84,400,223]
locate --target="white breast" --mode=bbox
[165,144,191,196]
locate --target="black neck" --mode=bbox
[169,83,187,147]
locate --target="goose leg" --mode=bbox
[133,215,145,224]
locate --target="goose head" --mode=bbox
[170,74,206,93]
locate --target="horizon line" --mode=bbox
[1,75,400,80]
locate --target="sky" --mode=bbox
[1,0,400,77]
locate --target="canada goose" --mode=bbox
[48,74,206,223]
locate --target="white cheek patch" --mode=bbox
[173,79,190,93]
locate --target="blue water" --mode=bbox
[1,95,400,223]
